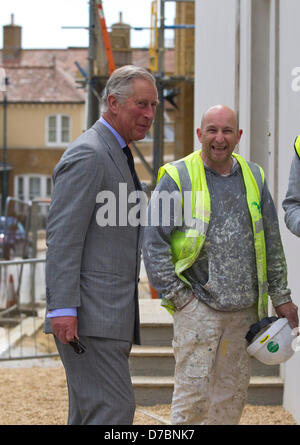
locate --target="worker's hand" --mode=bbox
[275,302,299,329]
[50,316,78,344]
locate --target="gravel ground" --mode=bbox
[0,365,296,425]
[0,329,296,425]
[0,366,297,425]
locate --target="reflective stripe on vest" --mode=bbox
[157,150,268,319]
[294,135,300,158]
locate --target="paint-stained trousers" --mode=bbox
[171,298,258,425]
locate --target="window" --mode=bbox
[61,116,70,143]
[48,116,57,143]
[46,177,52,197]
[46,114,71,146]
[15,175,52,202]
[17,177,24,201]
[29,177,41,200]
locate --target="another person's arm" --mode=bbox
[263,178,298,328]
[282,153,300,237]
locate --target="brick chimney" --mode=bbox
[110,12,132,68]
[3,14,22,62]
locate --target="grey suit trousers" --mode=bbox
[55,336,135,425]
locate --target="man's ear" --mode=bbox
[196,127,203,143]
[107,94,119,114]
[237,129,243,144]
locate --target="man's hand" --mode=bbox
[275,302,299,329]
[50,316,78,344]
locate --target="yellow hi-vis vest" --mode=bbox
[294,135,300,158]
[156,150,268,319]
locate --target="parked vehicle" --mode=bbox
[0,216,31,259]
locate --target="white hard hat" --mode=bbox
[245,316,295,365]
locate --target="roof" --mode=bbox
[2,65,85,103]
[0,47,174,104]
[1,48,89,78]
[132,48,175,73]
[0,48,87,103]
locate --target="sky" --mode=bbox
[0,0,175,49]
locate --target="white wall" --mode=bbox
[194,0,238,149]
[277,0,300,424]
[194,0,300,424]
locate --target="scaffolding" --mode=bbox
[86,0,195,188]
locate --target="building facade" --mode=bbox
[0,18,86,205]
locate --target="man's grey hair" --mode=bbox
[101,65,157,111]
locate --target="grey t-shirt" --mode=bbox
[184,161,258,310]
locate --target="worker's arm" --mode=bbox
[283,153,300,237]
[142,174,194,310]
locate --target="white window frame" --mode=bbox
[14,174,52,202]
[46,114,71,147]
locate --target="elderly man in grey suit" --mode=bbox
[44,65,158,425]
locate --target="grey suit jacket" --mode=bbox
[44,121,141,344]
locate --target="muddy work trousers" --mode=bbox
[171,298,257,425]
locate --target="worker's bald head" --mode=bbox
[201,105,239,132]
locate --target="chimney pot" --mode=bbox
[2,14,22,61]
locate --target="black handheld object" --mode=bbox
[69,338,86,354]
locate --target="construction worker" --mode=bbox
[142,104,298,425]
[283,135,300,236]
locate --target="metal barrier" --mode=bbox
[0,257,59,362]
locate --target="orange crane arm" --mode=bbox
[96,0,116,75]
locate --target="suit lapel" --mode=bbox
[92,121,137,192]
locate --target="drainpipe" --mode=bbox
[1,69,8,210]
